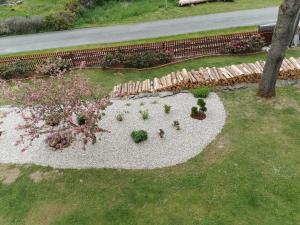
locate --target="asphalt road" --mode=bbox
[0,7,278,54]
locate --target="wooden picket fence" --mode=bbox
[0,31,272,71]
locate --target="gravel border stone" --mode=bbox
[0,93,226,170]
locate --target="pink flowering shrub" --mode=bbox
[225,34,266,54]
[0,69,110,151]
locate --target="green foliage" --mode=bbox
[191,87,210,98]
[197,98,207,112]
[131,130,148,143]
[191,106,198,115]
[100,51,172,69]
[100,51,125,68]
[0,61,32,80]
[197,98,206,108]
[124,51,173,68]
[226,34,266,54]
[164,105,171,114]
[139,110,149,120]
[44,10,76,31]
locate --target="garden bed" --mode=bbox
[0,92,225,169]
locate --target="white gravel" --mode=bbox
[0,93,226,169]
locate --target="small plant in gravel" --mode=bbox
[125,103,131,107]
[190,98,207,120]
[164,105,171,114]
[197,98,207,113]
[140,102,145,106]
[116,113,124,122]
[191,107,198,116]
[173,120,180,130]
[45,112,62,127]
[46,131,73,150]
[151,100,158,104]
[191,87,210,98]
[139,110,149,120]
[159,129,165,138]
[131,130,148,143]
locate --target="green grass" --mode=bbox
[0,26,257,57]
[0,0,280,29]
[0,0,69,19]
[73,0,281,28]
[84,48,300,94]
[1,86,300,225]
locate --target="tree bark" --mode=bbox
[257,0,300,98]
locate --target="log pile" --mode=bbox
[111,57,300,98]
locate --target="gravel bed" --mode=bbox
[0,93,226,169]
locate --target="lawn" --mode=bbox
[0,0,281,28]
[0,0,69,19]
[0,85,299,225]
[73,0,281,28]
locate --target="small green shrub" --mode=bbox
[197,99,205,107]
[164,105,171,114]
[131,130,148,143]
[191,87,210,98]
[139,110,149,120]
[197,99,207,112]
[191,106,198,115]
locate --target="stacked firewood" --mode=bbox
[111,57,300,98]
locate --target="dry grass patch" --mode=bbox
[0,167,21,185]
[29,170,62,183]
[201,134,232,165]
[24,202,75,225]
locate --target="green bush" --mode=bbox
[45,11,76,31]
[191,87,210,98]
[100,51,172,69]
[0,61,32,80]
[124,51,173,68]
[191,106,198,115]
[197,99,207,112]
[131,130,148,143]
[100,51,125,68]
[225,34,266,54]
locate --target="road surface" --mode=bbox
[0,7,278,54]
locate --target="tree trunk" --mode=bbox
[257,0,300,98]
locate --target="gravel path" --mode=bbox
[0,93,226,169]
